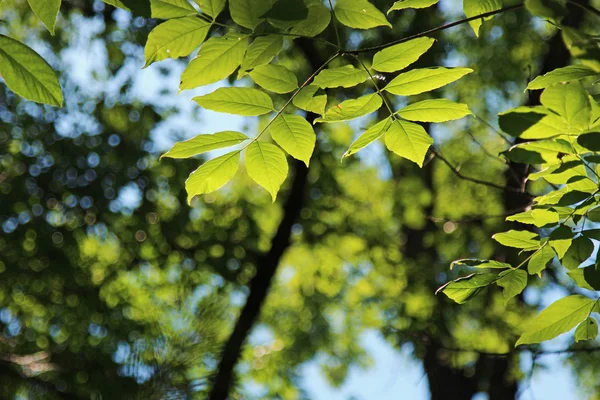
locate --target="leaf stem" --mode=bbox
[349,54,396,120]
[349,3,524,54]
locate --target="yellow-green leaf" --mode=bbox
[385,67,473,96]
[492,230,540,250]
[27,0,61,35]
[334,0,391,29]
[343,118,392,158]
[437,273,497,304]
[528,65,598,90]
[527,245,555,276]
[575,317,598,342]
[150,0,197,19]
[239,35,283,77]
[180,33,249,90]
[293,84,327,115]
[161,131,248,159]
[229,0,276,29]
[313,65,369,88]
[498,106,570,139]
[372,37,435,73]
[497,269,528,305]
[245,142,288,201]
[250,64,298,94]
[385,119,433,166]
[195,0,226,18]
[315,94,382,123]
[0,35,62,106]
[185,151,241,203]
[540,82,591,131]
[388,0,439,13]
[397,99,472,122]
[193,87,274,116]
[290,0,331,37]
[463,0,502,37]
[144,17,211,67]
[516,295,597,346]
[270,114,316,166]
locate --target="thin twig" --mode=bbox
[327,0,342,48]
[350,3,524,54]
[432,148,532,195]
[439,345,600,357]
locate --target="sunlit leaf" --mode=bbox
[437,273,497,304]
[193,87,274,116]
[540,82,591,131]
[315,94,382,123]
[250,64,298,94]
[506,209,559,228]
[290,0,331,37]
[239,35,284,77]
[144,17,211,67]
[150,0,197,18]
[245,142,288,201]
[497,269,528,305]
[161,131,248,159]
[372,37,435,73]
[525,0,567,22]
[577,132,600,151]
[528,245,556,276]
[492,230,539,250]
[195,0,226,18]
[498,106,570,139]
[528,65,598,90]
[229,0,276,29]
[562,236,594,270]
[384,119,433,166]
[270,114,316,166]
[313,65,369,88]
[334,0,391,29]
[27,0,61,34]
[549,225,573,259]
[343,118,392,158]
[568,265,600,291]
[293,85,327,115]
[180,33,249,89]
[0,35,62,106]
[396,99,472,122]
[185,151,241,203]
[384,67,473,96]
[451,259,512,269]
[388,0,439,13]
[575,317,598,342]
[463,0,502,37]
[516,295,597,346]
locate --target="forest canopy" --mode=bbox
[1,0,600,399]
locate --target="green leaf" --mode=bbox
[582,229,600,241]
[397,99,472,123]
[451,259,512,269]
[195,0,226,18]
[505,140,573,164]
[150,0,197,18]
[562,27,600,73]
[388,0,439,13]
[516,295,597,346]
[334,0,391,29]
[588,207,600,223]
[492,230,539,250]
[437,273,497,304]
[527,65,598,90]
[101,0,130,10]
[562,236,594,270]
[463,0,502,37]
[372,37,435,73]
[180,33,249,90]
[540,82,591,131]
[270,114,316,166]
[289,0,331,37]
[343,118,392,158]
[185,151,241,203]
[239,35,283,77]
[27,0,61,34]
[528,245,556,276]
[525,0,567,22]
[549,225,573,259]
[313,65,369,88]
[193,87,274,116]
[0,35,62,106]
[144,17,211,67]
[384,67,473,96]
[161,131,248,159]
[293,85,327,115]
[315,94,382,123]
[250,64,298,94]
[497,269,528,305]
[229,0,275,29]
[245,142,288,201]
[568,266,600,291]
[506,209,559,228]
[265,0,308,29]
[575,317,598,342]
[577,132,600,151]
[498,106,570,139]
[384,119,433,167]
